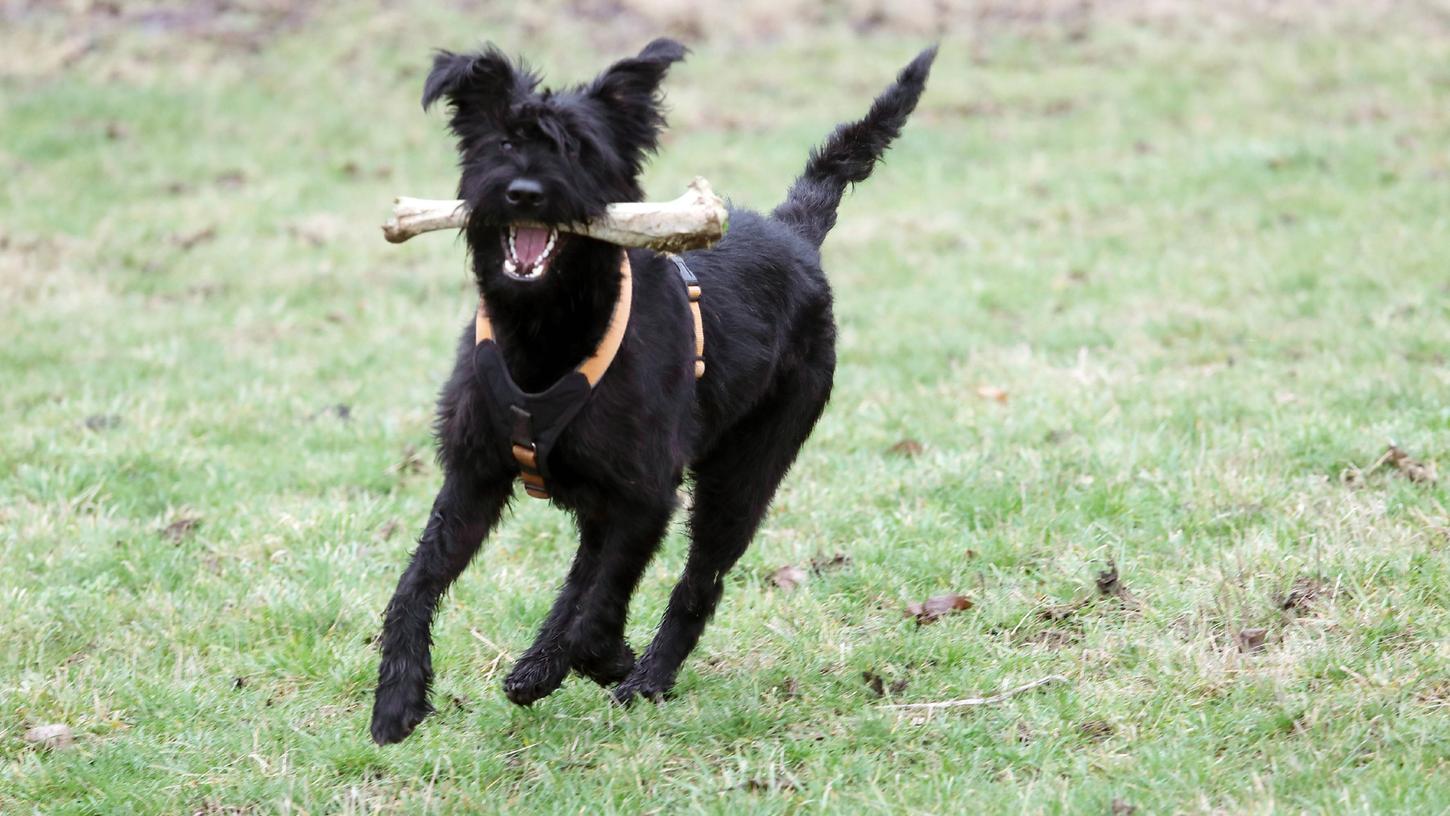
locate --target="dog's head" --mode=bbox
[422,39,686,286]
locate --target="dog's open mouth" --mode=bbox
[501,225,561,281]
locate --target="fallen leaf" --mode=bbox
[975,385,1009,403]
[809,552,851,573]
[1278,577,1328,614]
[906,592,973,624]
[1095,562,1122,596]
[770,564,807,591]
[162,516,200,544]
[1237,627,1268,652]
[1111,798,1138,815]
[23,723,73,749]
[1385,444,1437,484]
[887,438,924,457]
[172,226,217,251]
[862,671,885,697]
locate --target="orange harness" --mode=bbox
[472,254,703,499]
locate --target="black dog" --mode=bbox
[370,38,935,744]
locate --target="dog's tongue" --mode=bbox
[514,226,551,266]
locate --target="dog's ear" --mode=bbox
[421,46,519,113]
[587,38,687,147]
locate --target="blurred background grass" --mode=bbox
[2,1,1448,813]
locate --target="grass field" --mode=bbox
[3,1,1449,812]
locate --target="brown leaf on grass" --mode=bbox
[163,516,200,544]
[1346,444,1438,487]
[1079,720,1114,741]
[863,671,885,697]
[1278,577,1328,614]
[23,723,73,750]
[1095,562,1122,596]
[172,226,217,251]
[809,552,851,573]
[906,593,973,624]
[770,564,808,591]
[1237,627,1268,652]
[1111,798,1139,815]
[861,671,905,698]
[1384,444,1437,484]
[975,385,1009,403]
[887,438,924,457]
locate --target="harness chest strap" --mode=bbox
[474,253,704,500]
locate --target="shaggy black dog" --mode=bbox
[371,37,936,744]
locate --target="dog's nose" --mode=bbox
[505,178,545,212]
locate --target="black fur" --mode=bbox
[370,39,936,745]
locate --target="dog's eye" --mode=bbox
[499,139,514,151]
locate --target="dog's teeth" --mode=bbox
[503,259,516,275]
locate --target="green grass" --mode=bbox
[3,2,1449,813]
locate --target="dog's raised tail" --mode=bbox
[772,46,937,248]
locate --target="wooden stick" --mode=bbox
[881,675,1069,711]
[381,176,729,253]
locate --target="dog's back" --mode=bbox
[681,47,939,456]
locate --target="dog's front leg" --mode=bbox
[503,499,674,704]
[501,541,602,706]
[565,502,675,686]
[371,471,510,744]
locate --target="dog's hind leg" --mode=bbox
[614,367,834,705]
[371,470,512,744]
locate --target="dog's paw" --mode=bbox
[370,683,433,745]
[573,640,636,687]
[503,648,570,706]
[611,668,672,707]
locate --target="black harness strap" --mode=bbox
[668,254,706,380]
